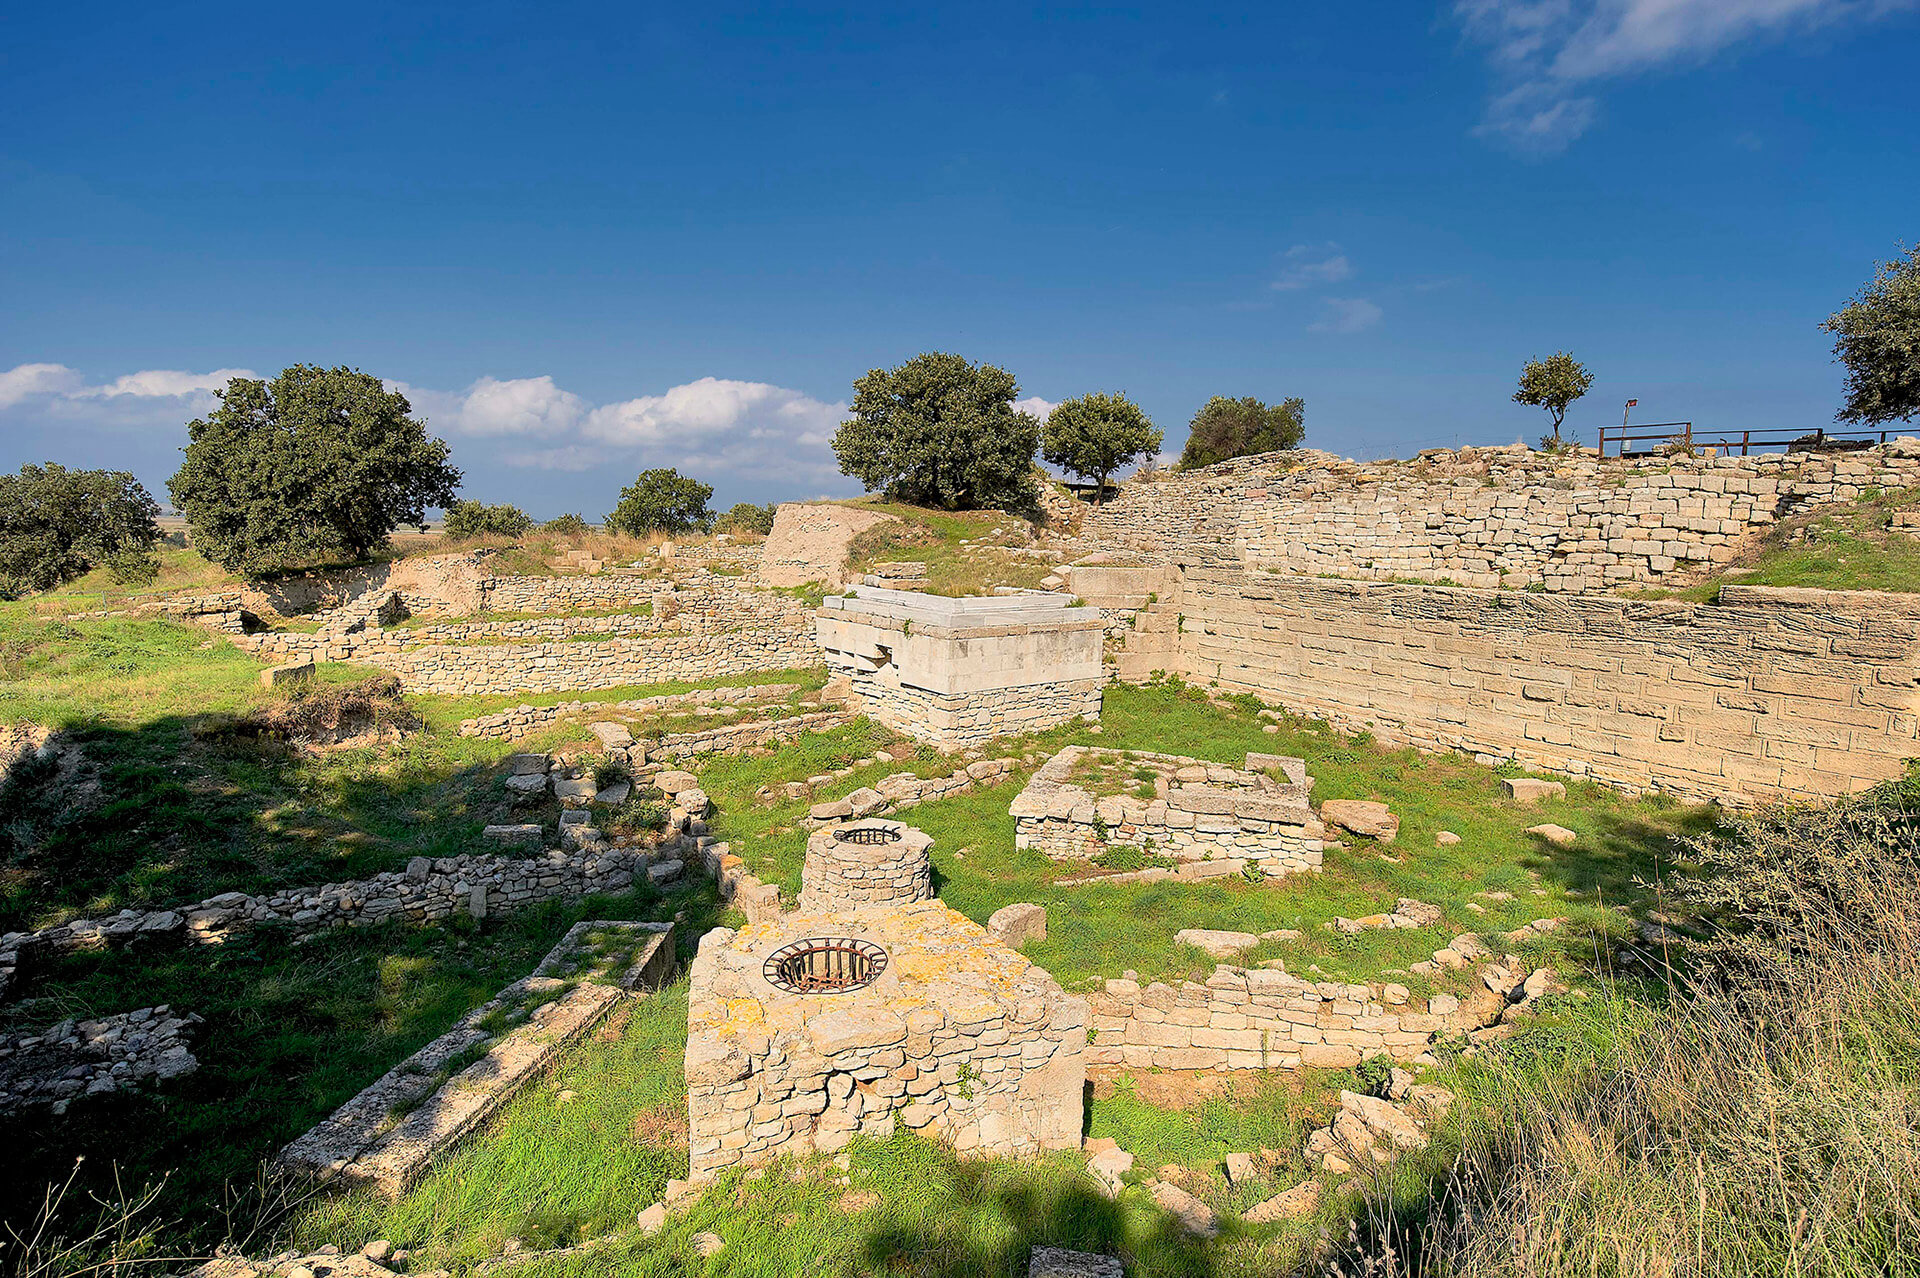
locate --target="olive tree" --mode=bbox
[1177,396,1305,469]
[832,353,1039,511]
[1512,352,1594,446]
[607,468,714,535]
[1042,393,1161,503]
[1823,245,1920,426]
[0,463,161,599]
[168,366,460,573]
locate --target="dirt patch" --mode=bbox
[1089,1066,1244,1110]
[630,1100,688,1148]
[760,504,898,588]
[237,675,419,747]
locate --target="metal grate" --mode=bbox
[763,937,888,993]
[834,825,901,846]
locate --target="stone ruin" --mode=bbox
[685,820,1086,1178]
[814,587,1103,748]
[798,818,935,912]
[1010,746,1326,877]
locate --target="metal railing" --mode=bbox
[1598,421,1902,459]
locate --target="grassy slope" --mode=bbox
[698,680,1711,989]
[839,501,1055,596]
[1633,485,1920,600]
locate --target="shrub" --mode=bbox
[542,513,591,536]
[0,463,161,599]
[1176,396,1304,469]
[443,500,534,540]
[604,797,669,836]
[716,502,777,536]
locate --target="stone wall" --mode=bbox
[1159,567,1920,804]
[1087,965,1451,1071]
[456,682,805,740]
[1009,746,1326,875]
[1,1005,202,1115]
[686,900,1086,1177]
[344,630,817,696]
[1086,443,1920,592]
[483,573,662,613]
[1,846,650,994]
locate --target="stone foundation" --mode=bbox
[686,899,1086,1178]
[1010,746,1325,874]
[816,588,1104,748]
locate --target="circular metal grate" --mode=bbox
[763,937,888,994]
[834,825,901,846]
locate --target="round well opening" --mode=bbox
[834,825,901,846]
[763,937,888,994]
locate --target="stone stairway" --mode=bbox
[1114,591,1182,682]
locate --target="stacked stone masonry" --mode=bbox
[686,900,1086,1178]
[1088,964,1448,1071]
[1085,443,1920,592]
[817,588,1105,748]
[457,683,805,740]
[1010,747,1327,874]
[1,847,650,995]
[1161,570,1920,804]
[797,819,935,912]
[1,1004,202,1114]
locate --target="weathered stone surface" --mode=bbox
[260,661,317,689]
[0,1006,203,1115]
[1243,1180,1320,1224]
[481,824,543,847]
[1526,823,1578,848]
[1029,1247,1125,1278]
[1174,929,1260,959]
[1149,1181,1219,1237]
[587,721,634,750]
[988,903,1047,948]
[1502,777,1566,804]
[1319,800,1399,842]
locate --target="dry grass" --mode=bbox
[1332,783,1920,1278]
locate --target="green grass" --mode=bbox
[1629,487,1920,600]
[290,974,1339,1278]
[0,883,724,1255]
[838,501,1055,597]
[698,681,1712,989]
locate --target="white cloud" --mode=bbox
[0,363,84,409]
[1272,243,1354,291]
[1013,395,1057,422]
[1309,297,1384,334]
[390,374,588,437]
[0,361,252,425]
[73,367,255,399]
[1456,0,1916,153]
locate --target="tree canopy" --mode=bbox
[607,468,715,536]
[1512,352,1594,444]
[0,463,161,599]
[442,500,533,541]
[832,353,1039,511]
[1823,245,1920,425]
[1042,393,1161,502]
[1177,396,1305,469]
[167,365,460,573]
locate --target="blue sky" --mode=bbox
[3,0,1916,516]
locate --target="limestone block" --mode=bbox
[1029,1247,1124,1278]
[1501,777,1566,804]
[1173,929,1260,959]
[988,903,1047,948]
[482,824,543,847]
[1319,800,1399,842]
[1526,823,1578,848]
[260,661,316,689]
